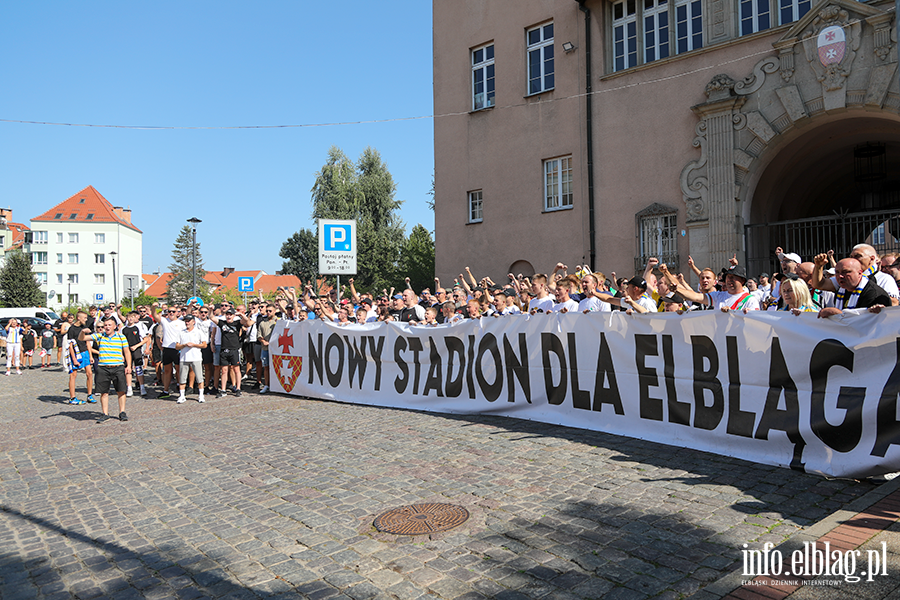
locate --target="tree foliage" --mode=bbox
[398,224,435,293]
[0,250,44,308]
[166,225,209,302]
[282,146,406,293]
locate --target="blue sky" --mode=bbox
[0,2,435,275]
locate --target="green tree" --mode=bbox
[398,224,435,293]
[166,225,208,303]
[279,228,318,284]
[0,249,43,308]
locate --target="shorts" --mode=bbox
[151,345,161,365]
[162,347,180,366]
[178,361,204,385]
[260,348,269,367]
[253,343,263,363]
[95,364,126,394]
[201,346,214,365]
[131,351,144,377]
[219,347,240,366]
[68,351,91,373]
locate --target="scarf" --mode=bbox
[835,275,868,310]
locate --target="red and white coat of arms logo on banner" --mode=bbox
[272,327,303,393]
[817,25,845,66]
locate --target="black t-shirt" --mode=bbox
[84,315,96,332]
[22,330,36,350]
[218,318,243,350]
[399,305,425,323]
[67,324,88,353]
[122,325,144,353]
[53,319,65,340]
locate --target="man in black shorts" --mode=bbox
[80,317,132,423]
[152,303,185,399]
[66,311,95,405]
[121,311,150,397]
[209,308,251,398]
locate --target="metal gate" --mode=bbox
[744,209,900,277]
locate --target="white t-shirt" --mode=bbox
[529,296,554,312]
[178,327,206,362]
[706,290,760,311]
[578,296,611,313]
[552,299,579,313]
[634,294,658,313]
[158,317,186,349]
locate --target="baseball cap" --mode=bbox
[726,265,748,280]
[782,252,802,264]
[759,272,770,278]
[663,292,687,304]
[183,315,195,322]
[360,298,373,306]
[225,308,236,315]
[393,294,403,300]
[625,276,647,290]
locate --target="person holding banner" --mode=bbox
[776,275,817,314]
[812,256,891,318]
[661,264,760,312]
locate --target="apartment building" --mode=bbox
[25,186,143,308]
[433,0,900,281]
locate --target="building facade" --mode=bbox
[433,0,900,282]
[25,186,143,308]
[0,208,30,267]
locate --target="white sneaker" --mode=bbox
[259,385,269,394]
[16,370,21,375]
[198,395,205,403]
[126,387,133,397]
[176,396,186,404]
[140,385,147,396]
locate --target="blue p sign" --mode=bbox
[324,224,352,251]
[237,277,254,292]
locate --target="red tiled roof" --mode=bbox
[32,185,142,233]
[142,271,303,299]
[5,221,29,246]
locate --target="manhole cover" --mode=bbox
[373,503,469,535]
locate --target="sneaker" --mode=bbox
[228,385,237,394]
[126,387,133,397]
[176,396,186,404]
[96,414,111,424]
[86,394,96,403]
[198,395,205,403]
[140,386,147,396]
[16,370,22,375]
[158,392,171,400]
[235,390,243,398]
[119,412,128,422]
[216,391,225,399]
[68,397,85,405]
[259,385,269,394]
[5,372,9,377]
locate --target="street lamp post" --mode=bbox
[187,217,202,300]
[110,251,118,305]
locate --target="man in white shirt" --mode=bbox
[578,274,612,313]
[669,265,760,312]
[551,280,580,313]
[175,315,207,403]
[152,303,186,399]
[528,274,555,313]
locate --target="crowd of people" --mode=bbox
[3,241,897,422]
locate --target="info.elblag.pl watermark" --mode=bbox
[741,541,890,585]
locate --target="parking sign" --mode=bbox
[238,277,254,292]
[318,219,357,274]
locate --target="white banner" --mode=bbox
[268,309,900,478]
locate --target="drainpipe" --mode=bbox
[576,0,597,271]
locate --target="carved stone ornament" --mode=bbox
[705,74,736,100]
[734,56,780,95]
[801,5,861,92]
[680,121,709,222]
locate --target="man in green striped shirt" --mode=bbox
[79,318,132,423]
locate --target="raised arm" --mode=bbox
[659,264,707,304]
[465,267,478,288]
[810,253,837,292]
[686,256,702,277]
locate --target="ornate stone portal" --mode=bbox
[680,0,898,272]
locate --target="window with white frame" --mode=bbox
[67,274,79,284]
[639,211,678,264]
[35,272,47,285]
[472,44,495,111]
[56,253,63,264]
[33,231,48,244]
[56,232,64,244]
[468,190,484,223]
[740,0,771,35]
[778,0,810,25]
[95,253,105,264]
[56,274,63,284]
[69,233,79,244]
[95,273,105,285]
[68,294,78,304]
[95,233,105,244]
[643,0,670,63]
[544,156,574,211]
[67,253,78,264]
[527,23,555,95]
[612,0,702,71]
[32,252,48,265]
[675,0,703,53]
[0,235,4,246]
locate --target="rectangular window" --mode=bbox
[57,274,63,284]
[527,23,555,95]
[472,43,495,110]
[873,223,886,246]
[0,235,5,246]
[67,253,78,264]
[643,0,670,63]
[779,0,810,24]
[544,156,574,211]
[56,253,63,264]
[32,252,48,265]
[69,213,77,220]
[57,232,64,244]
[740,0,771,35]
[613,0,638,71]
[54,213,62,219]
[35,272,48,285]
[639,213,678,263]
[468,190,484,223]
[68,294,78,304]
[95,233,105,244]
[69,233,79,244]
[86,213,94,220]
[675,0,703,53]
[33,231,48,244]
[68,274,79,284]
[95,253,105,264]
[95,274,106,285]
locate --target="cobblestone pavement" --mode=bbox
[0,364,887,600]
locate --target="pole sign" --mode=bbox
[237,277,255,293]
[318,219,357,275]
